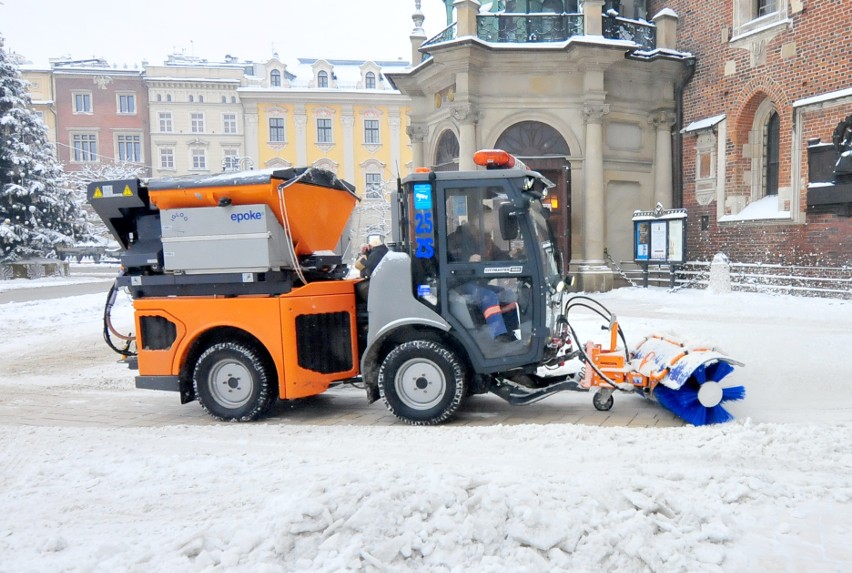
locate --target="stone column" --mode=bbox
[454,0,481,37]
[294,104,308,166]
[389,110,402,177]
[650,110,676,208]
[652,9,679,50]
[341,107,355,182]
[410,0,427,66]
[243,102,259,167]
[407,124,427,169]
[583,0,605,36]
[452,104,479,170]
[579,101,613,292]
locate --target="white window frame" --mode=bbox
[270,69,281,87]
[191,148,207,170]
[190,112,205,134]
[71,132,98,162]
[317,70,329,88]
[73,91,92,114]
[365,71,376,89]
[731,0,787,39]
[159,147,175,170]
[223,113,238,135]
[365,172,384,199]
[117,93,136,115]
[269,117,286,142]
[116,134,142,162]
[158,112,173,133]
[364,119,380,145]
[222,148,240,171]
[317,118,333,143]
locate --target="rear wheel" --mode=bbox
[193,341,276,421]
[378,340,466,425]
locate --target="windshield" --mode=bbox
[529,199,561,288]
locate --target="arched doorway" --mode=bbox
[433,130,460,172]
[495,121,571,268]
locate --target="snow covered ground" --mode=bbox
[0,281,850,572]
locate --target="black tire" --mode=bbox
[593,391,614,411]
[378,340,466,425]
[192,341,276,421]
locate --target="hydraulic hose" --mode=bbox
[103,279,136,357]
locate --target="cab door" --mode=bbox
[436,179,544,372]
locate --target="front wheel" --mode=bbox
[193,341,276,421]
[378,340,467,425]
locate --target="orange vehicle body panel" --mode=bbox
[133,281,360,400]
[147,180,357,256]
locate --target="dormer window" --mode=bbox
[365,71,376,89]
[270,69,281,87]
[318,70,329,88]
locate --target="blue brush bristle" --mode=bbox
[653,367,746,426]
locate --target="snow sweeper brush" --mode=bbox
[565,296,746,426]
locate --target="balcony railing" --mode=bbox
[421,13,656,52]
[602,15,656,50]
[477,13,584,43]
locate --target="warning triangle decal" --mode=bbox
[123,185,133,196]
[93,187,103,198]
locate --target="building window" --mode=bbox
[317,118,333,143]
[764,111,780,196]
[191,148,207,170]
[72,133,97,162]
[221,95,227,103]
[269,117,285,142]
[118,94,136,114]
[317,70,329,88]
[166,94,172,102]
[732,0,787,38]
[364,119,380,144]
[159,148,175,169]
[223,113,238,134]
[365,172,383,199]
[189,95,194,103]
[73,92,92,113]
[199,95,204,103]
[159,112,173,133]
[117,134,141,162]
[270,69,281,87]
[222,149,240,171]
[757,0,776,17]
[191,112,205,133]
[231,96,237,103]
[365,71,376,89]
[34,110,44,124]
[157,94,162,102]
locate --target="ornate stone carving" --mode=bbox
[583,102,610,124]
[406,125,428,142]
[451,104,480,125]
[649,110,677,129]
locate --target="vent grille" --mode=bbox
[295,312,353,373]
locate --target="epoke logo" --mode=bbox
[231,210,263,223]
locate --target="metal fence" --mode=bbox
[610,259,852,299]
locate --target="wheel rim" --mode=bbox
[394,357,447,411]
[207,358,254,409]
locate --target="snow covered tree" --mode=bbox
[0,35,87,262]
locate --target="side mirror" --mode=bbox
[498,202,520,241]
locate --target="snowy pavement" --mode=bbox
[0,282,850,572]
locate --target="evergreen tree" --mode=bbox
[0,35,86,262]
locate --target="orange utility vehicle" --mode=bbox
[89,151,743,426]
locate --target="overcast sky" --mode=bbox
[1,0,450,67]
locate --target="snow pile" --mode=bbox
[0,422,849,573]
[0,285,851,571]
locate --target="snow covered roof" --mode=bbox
[682,114,726,133]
